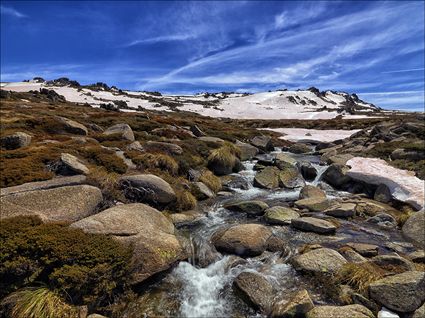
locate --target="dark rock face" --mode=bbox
[298,161,317,181]
[322,164,352,188]
[402,211,425,248]
[190,125,206,137]
[0,132,31,150]
[374,184,392,203]
[250,135,273,151]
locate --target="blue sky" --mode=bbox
[1,1,424,111]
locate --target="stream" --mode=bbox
[121,149,413,318]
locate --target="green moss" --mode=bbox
[0,216,133,307]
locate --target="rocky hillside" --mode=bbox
[1,77,381,120]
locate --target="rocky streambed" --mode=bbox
[112,150,424,318]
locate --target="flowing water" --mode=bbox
[123,150,413,318]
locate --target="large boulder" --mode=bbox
[58,153,90,175]
[322,164,352,188]
[224,200,269,216]
[0,132,31,150]
[144,141,183,156]
[264,206,300,225]
[71,203,187,284]
[299,185,326,200]
[0,175,86,196]
[234,271,273,313]
[56,116,88,135]
[369,271,425,313]
[294,197,331,212]
[103,123,135,141]
[236,141,259,161]
[270,289,314,318]
[212,224,272,257]
[292,248,347,274]
[291,217,337,234]
[250,135,273,151]
[254,166,280,189]
[0,185,102,222]
[278,165,305,189]
[306,305,374,318]
[402,211,425,248]
[346,157,425,210]
[120,174,176,206]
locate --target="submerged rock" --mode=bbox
[369,271,425,313]
[71,203,187,284]
[212,224,272,257]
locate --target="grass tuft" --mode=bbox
[132,153,178,175]
[335,262,386,294]
[171,190,197,212]
[199,169,222,193]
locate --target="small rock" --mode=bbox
[292,248,347,274]
[127,141,144,152]
[291,217,337,234]
[408,250,425,263]
[366,213,397,227]
[236,140,259,161]
[191,182,215,200]
[274,153,297,167]
[371,254,416,271]
[0,132,31,149]
[298,161,318,181]
[402,211,425,248]
[288,143,312,154]
[224,200,269,216]
[234,271,273,313]
[345,242,379,257]
[169,210,204,226]
[264,206,300,225]
[145,141,183,155]
[369,271,425,313]
[56,116,88,135]
[374,184,392,203]
[294,197,331,212]
[59,153,90,175]
[103,123,135,141]
[299,185,326,200]
[339,248,367,263]
[325,203,356,218]
[270,289,314,318]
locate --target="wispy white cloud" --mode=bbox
[1,5,27,18]
[381,68,424,74]
[124,34,196,47]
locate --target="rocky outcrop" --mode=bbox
[402,211,425,248]
[71,203,187,284]
[0,185,102,222]
[299,185,326,199]
[56,116,88,135]
[224,200,269,216]
[369,271,425,313]
[234,271,273,313]
[254,166,280,189]
[292,248,347,274]
[264,206,300,225]
[212,224,272,257]
[103,123,135,141]
[0,132,31,150]
[270,289,314,318]
[346,157,425,210]
[250,135,273,152]
[58,153,90,175]
[306,305,374,318]
[291,217,337,234]
[120,174,176,206]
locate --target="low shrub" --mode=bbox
[0,216,133,307]
[207,145,237,173]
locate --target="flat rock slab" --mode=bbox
[264,206,300,225]
[291,217,337,234]
[0,175,86,196]
[346,157,425,210]
[224,200,269,216]
[0,185,102,222]
[292,248,347,274]
[294,197,331,212]
[346,242,379,257]
[306,304,374,318]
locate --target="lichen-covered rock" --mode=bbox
[254,166,280,189]
[325,203,356,218]
[299,185,326,200]
[56,116,88,135]
[103,123,135,141]
[291,217,337,234]
[402,211,425,248]
[278,165,305,189]
[264,206,300,225]
[271,289,314,318]
[236,140,259,160]
[224,200,269,216]
[322,163,352,188]
[59,153,90,175]
[71,203,187,284]
[250,135,273,151]
[234,271,273,313]
[306,305,374,318]
[294,197,331,212]
[191,181,215,200]
[369,271,425,313]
